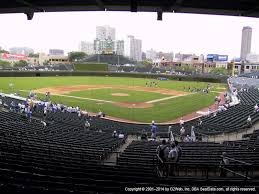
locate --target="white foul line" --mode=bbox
[145,94,190,104]
[19,90,114,104]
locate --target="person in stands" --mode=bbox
[112,130,118,138]
[84,120,90,130]
[41,120,47,129]
[180,126,185,141]
[168,143,178,161]
[198,118,202,127]
[184,135,191,142]
[97,110,103,118]
[247,115,252,127]
[174,141,182,162]
[179,118,184,127]
[43,106,47,120]
[156,140,169,161]
[151,121,158,140]
[254,104,259,112]
[156,140,169,176]
[168,126,172,141]
[141,129,148,141]
[219,152,229,177]
[118,131,125,139]
[168,143,178,176]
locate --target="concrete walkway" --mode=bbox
[103,135,136,165]
[204,127,257,143]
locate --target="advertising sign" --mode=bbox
[1,53,27,61]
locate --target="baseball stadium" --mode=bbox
[0,1,259,194]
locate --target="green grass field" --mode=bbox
[0,76,227,123]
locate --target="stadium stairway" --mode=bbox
[103,135,135,165]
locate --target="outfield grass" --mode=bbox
[0,76,227,123]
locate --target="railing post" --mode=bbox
[206,166,209,180]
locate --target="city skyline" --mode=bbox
[1,12,259,59]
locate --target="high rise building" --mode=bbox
[146,49,157,61]
[125,35,142,61]
[49,49,64,56]
[9,47,34,56]
[240,26,252,61]
[79,41,94,55]
[96,25,116,40]
[115,40,124,55]
[246,53,259,63]
[94,25,117,54]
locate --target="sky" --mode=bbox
[0,11,259,59]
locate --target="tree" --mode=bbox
[28,53,39,58]
[13,60,28,67]
[68,51,87,62]
[141,59,153,66]
[0,60,11,67]
[43,60,50,66]
[0,49,9,54]
[175,65,196,72]
[210,67,228,75]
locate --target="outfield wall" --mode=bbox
[0,71,227,83]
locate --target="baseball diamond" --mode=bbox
[0,76,226,123]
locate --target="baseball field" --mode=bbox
[0,76,226,123]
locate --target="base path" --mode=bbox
[146,93,189,104]
[57,94,114,104]
[33,84,188,96]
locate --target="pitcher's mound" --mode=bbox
[114,102,153,108]
[111,93,129,96]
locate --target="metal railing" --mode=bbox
[155,154,253,180]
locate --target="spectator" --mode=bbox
[112,130,118,138]
[78,110,82,118]
[156,140,169,161]
[247,115,252,127]
[184,135,191,142]
[151,121,158,140]
[118,132,125,139]
[168,126,172,141]
[168,143,179,176]
[198,118,202,126]
[174,141,182,162]
[156,140,169,176]
[84,120,90,130]
[27,109,32,122]
[40,120,47,129]
[180,126,185,141]
[43,106,47,120]
[208,107,212,116]
[179,118,184,127]
[168,143,178,162]
[141,129,148,140]
[219,152,229,177]
[10,101,15,112]
[254,104,259,112]
[97,110,103,118]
